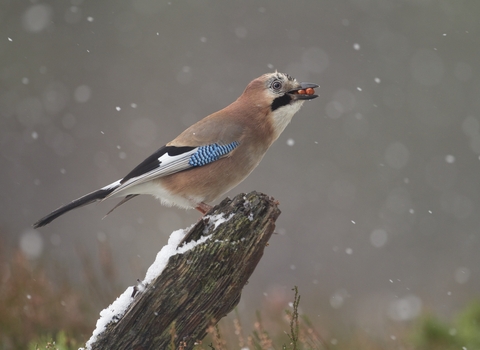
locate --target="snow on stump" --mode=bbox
[85,191,280,350]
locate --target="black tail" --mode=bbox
[33,188,115,228]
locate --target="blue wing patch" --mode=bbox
[189,142,239,167]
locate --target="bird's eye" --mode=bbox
[271,80,282,91]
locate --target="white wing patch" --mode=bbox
[101,179,122,190]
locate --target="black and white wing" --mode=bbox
[105,141,240,198]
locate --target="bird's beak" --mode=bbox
[289,82,319,100]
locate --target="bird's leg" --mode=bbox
[195,202,213,215]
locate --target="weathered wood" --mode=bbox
[88,191,280,350]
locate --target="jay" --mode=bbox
[33,72,318,228]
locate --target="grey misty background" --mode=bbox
[1,0,479,337]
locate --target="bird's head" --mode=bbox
[242,72,318,107]
[239,72,319,139]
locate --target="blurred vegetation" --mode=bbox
[0,237,121,350]
[410,301,480,350]
[1,241,480,350]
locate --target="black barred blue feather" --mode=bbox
[189,142,239,167]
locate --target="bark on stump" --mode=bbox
[88,191,280,350]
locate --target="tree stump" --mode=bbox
[86,191,280,350]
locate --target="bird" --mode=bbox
[33,72,318,228]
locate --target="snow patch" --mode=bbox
[84,287,134,349]
[206,212,235,230]
[143,227,189,283]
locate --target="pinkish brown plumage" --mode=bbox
[33,72,318,228]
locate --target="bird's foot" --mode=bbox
[195,202,213,215]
